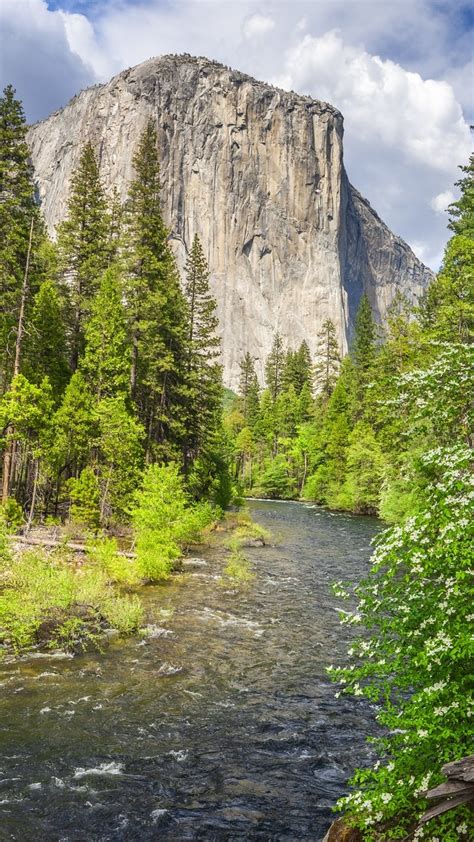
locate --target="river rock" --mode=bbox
[239,537,265,547]
[26,54,433,389]
[321,818,363,842]
[181,557,208,567]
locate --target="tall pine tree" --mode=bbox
[57,142,109,370]
[124,120,189,461]
[314,318,340,400]
[183,234,222,468]
[265,333,285,402]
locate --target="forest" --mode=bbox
[0,82,473,840]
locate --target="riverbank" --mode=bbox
[0,508,269,660]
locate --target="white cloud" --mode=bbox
[431,190,455,213]
[242,14,276,39]
[0,0,95,121]
[0,0,472,269]
[274,31,471,174]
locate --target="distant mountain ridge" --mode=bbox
[27,53,433,388]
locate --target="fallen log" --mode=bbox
[11,534,136,559]
[419,753,474,826]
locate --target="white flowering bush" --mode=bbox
[329,346,473,840]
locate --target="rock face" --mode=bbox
[27,54,432,389]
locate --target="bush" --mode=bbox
[329,445,473,840]
[102,594,143,634]
[131,463,218,581]
[87,537,140,586]
[0,498,24,533]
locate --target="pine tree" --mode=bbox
[283,341,313,394]
[0,85,43,392]
[124,120,189,460]
[448,153,474,238]
[81,267,131,402]
[314,318,340,400]
[183,234,222,469]
[25,280,69,399]
[238,352,260,428]
[51,371,97,483]
[265,333,285,402]
[351,294,377,413]
[57,142,109,370]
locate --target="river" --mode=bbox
[0,501,380,841]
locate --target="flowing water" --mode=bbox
[0,501,381,841]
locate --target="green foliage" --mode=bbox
[57,142,109,369]
[81,266,131,401]
[0,498,24,532]
[329,445,473,840]
[101,594,143,635]
[448,153,474,238]
[86,537,140,586]
[25,279,69,397]
[131,463,216,581]
[0,85,44,390]
[257,455,295,499]
[0,542,143,655]
[96,396,144,522]
[265,333,285,402]
[223,550,254,584]
[67,466,100,530]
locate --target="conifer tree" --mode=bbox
[351,294,377,413]
[448,153,474,238]
[265,333,285,402]
[314,318,340,400]
[283,341,313,394]
[183,234,222,467]
[25,280,69,399]
[0,85,43,392]
[124,120,189,460]
[51,371,97,484]
[238,352,260,428]
[57,142,109,370]
[81,267,131,402]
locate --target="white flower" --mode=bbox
[381,792,392,804]
[457,822,468,834]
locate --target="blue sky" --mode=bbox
[1,0,472,269]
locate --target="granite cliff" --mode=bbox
[27,54,433,388]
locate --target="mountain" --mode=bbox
[27,54,433,388]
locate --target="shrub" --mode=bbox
[0,498,24,533]
[87,537,140,586]
[329,445,473,840]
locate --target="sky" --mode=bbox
[0,0,473,269]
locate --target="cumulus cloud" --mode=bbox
[275,31,470,174]
[0,0,95,122]
[242,14,275,39]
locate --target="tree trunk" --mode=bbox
[26,458,39,533]
[2,218,34,504]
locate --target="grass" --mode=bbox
[222,550,255,584]
[0,535,144,657]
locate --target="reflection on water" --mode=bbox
[0,501,380,840]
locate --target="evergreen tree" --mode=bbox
[25,280,69,399]
[351,294,377,414]
[57,142,109,370]
[51,372,97,483]
[314,318,340,400]
[0,85,43,391]
[238,352,260,428]
[448,153,474,238]
[124,120,189,460]
[183,234,222,469]
[81,267,131,401]
[96,397,144,522]
[265,333,285,402]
